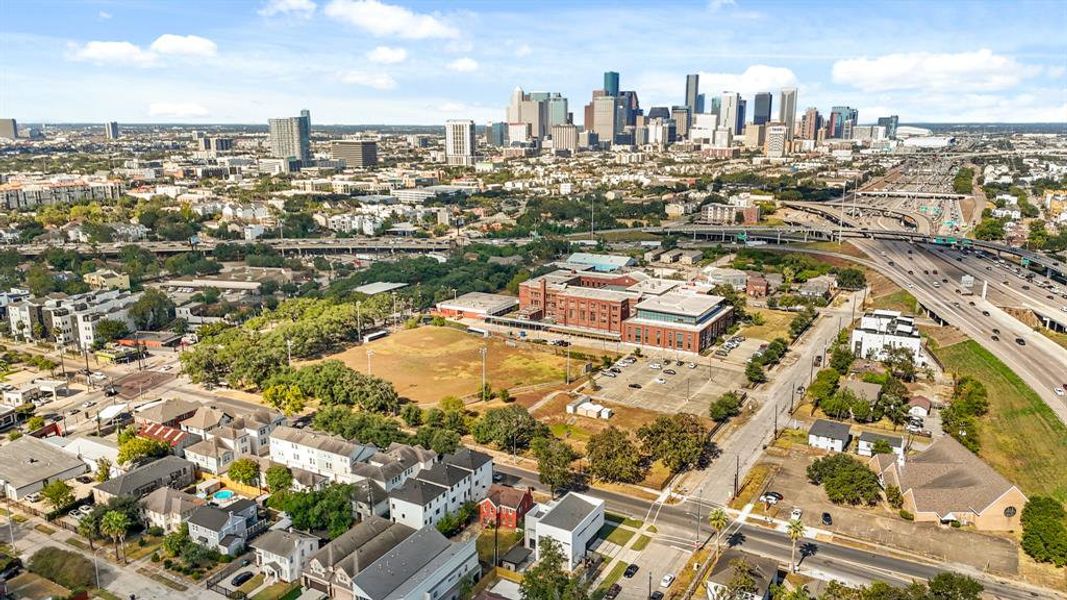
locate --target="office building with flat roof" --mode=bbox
[331,139,378,168]
[269,111,311,162]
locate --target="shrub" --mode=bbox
[28,547,95,590]
[147,526,164,536]
[151,552,160,562]
[899,510,914,520]
[950,520,962,528]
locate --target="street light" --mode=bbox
[479,346,488,397]
[366,349,374,375]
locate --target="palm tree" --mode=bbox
[787,518,806,572]
[77,512,100,551]
[707,507,729,556]
[100,510,131,563]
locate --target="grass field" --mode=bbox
[741,308,796,341]
[598,560,629,590]
[631,534,652,551]
[871,289,919,313]
[597,522,636,546]
[477,527,522,564]
[936,340,1067,503]
[326,327,569,404]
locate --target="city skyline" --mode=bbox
[1,0,1065,124]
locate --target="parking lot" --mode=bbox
[614,541,689,600]
[590,355,746,415]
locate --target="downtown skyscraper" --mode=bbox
[752,92,772,125]
[603,71,620,97]
[445,119,476,166]
[269,110,311,162]
[779,87,797,139]
[685,74,700,119]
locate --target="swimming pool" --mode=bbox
[213,490,235,501]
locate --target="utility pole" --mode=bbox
[733,455,740,498]
[480,346,488,397]
[366,349,374,375]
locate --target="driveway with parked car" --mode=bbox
[591,355,746,415]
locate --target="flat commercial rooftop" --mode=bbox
[635,292,725,317]
[354,282,409,296]
[436,292,518,316]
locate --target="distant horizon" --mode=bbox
[12,121,1066,129]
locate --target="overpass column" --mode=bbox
[777,231,781,244]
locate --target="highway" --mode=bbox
[493,463,1060,600]
[844,239,1067,424]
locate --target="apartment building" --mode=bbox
[387,449,492,530]
[8,289,142,350]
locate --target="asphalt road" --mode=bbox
[852,239,1067,424]
[493,464,1059,600]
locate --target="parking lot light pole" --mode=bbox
[366,350,374,375]
[480,347,488,395]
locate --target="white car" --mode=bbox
[1056,388,1064,397]
[686,362,697,369]
[649,363,662,370]
[660,574,675,588]
[790,507,803,521]
[654,378,667,384]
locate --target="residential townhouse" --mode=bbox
[250,529,320,583]
[302,516,415,599]
[7,289,142,350]
[187,498,262,555]
[349,527,479,600]
[388,449,492,530]
[141,487,205,533]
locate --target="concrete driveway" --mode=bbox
[614,541,689,600]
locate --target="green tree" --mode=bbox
[927,572,984,600]
[708,391,744,422]
[265,465,293,494]
[787,518,805,572]
[745,359,767,384]
[636,413,711,473]
[531,436,578,497]
[228,457,261,489]
[585,426,644,484]
[25,415,44,431]
[835,268,867,290]
[1020,496,1067,566]
[806,454,882,505]
[519,537,589,600]
[707,507,729,556]
[263,382,307,416]
[95,457,112,483]
[973,218,1005,241]
[129,288,176,331]
[101,510,131,562]
[472,405,548,453]
[77,511,101,550]
[117,436,170,465]
[41,480,74,511]
[93,319,130,347]
[400,404,423,426]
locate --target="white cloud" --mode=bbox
[97,11,112,20]
[366,45,407,64]
[707,0,736,10]
[337,70,397,90]
[515,43,531,58]
[1047,66,1066,79]
[258,0,317,17]
[324,0,457,39]
[832,49,1041,93]
[446,57,478,72]
[148,102,209,118]
[69,41,157,67]
[149,34,218,57]
[700,64,797,95]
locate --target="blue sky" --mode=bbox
[1,0,1065,124]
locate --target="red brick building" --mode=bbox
[479,484,535,529]
[621,293,733,353]
[518,270,642,332]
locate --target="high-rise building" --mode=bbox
[508,89,567,139]
[646,117,676,148]
[507,87,524,123]
[696,93,706,114]
[799,107,822,140]
[545,94,569,128]
[591,96,620,143]
[0,119,17,140]
[551,124,579,154]
[877,115,900,140]
[331,139,378,168]
[671,106,690,138]
[445,119,476,166]
[603,71,620,97]
[779,88,797,139]
[519,97,548,139]
[709,96,722,119]
[269,111,311,162]
[618,91,641,128]
[719,93,743,135]
[685,74,700,117]
[647,106,671,120]
[752,93,772,125]
[830,106,858,139]
[507,122,531,145]
[712,127,732,148]
[742,123,766,149]
[486,122,507,147]
[198,137,233,152]
[764,123,788,158]
[104,121,120,139]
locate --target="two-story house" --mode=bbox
[141,487,205,533]
[301,516,415,598]
[250,529,320,583]
[187,499,261,555]
[387,449,493,530]
[93,456,196,504]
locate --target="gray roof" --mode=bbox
[443,448,491,471]
[250,529,319,557]
[271,426,371,459]
[352,479,388,506]
[307,516,413,576]
[141,487,203,516]
[389,478,446,506]
[189,505,231,531]
[415,463,469,488]
[0,436,87,489]
[858,431,904,448]
[94,455,193,498]
[351,526,455,600]
[538,493,600,531]
[842,380,882,403]
[808,419,851,441]
[707,548,779,592]
[138,398,199,424]
[897,437,1022,517]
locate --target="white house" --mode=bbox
[187,499,260,555]
[807,419,851,453]
[849,310,923,364]
[349,526,479,600]
[908,396,932,419]
[387,449,492,530]
[251,529,320,583]
[269,426,377,482]
[857,432,905,464]
[141,487,205,533]
[524,492,605,570]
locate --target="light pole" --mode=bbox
[479,346,488,397]
[366,349,374,375]
[356,301,363,340]
[565,338,571,384]
[286,339,293,367]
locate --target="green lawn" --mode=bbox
[252,582,300,600]
[936,340,1067,502]
[597,560,629,590]
[236,573,265,595]
[871,289,918,313]
[631,534,652,551]
[604,513,644,528]
[597,522,635,546]
[476,527,522,564]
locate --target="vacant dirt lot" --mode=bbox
[326,326,570,404]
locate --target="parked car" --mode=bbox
[661,574,675,588]
[605,584,621,599]
[649,363,662,370]
[654,378,667,385]
[1016,338,1026,345]
[230,572,255,587]
[601,371,616,378]
[790,507,803,520]
[628,383,642,389]
[821,512,833,526]
[663,369,677,375]
[759,491,783,505]
[687,362,697,369]
[650,593,664,600]
[624,564,639,578]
